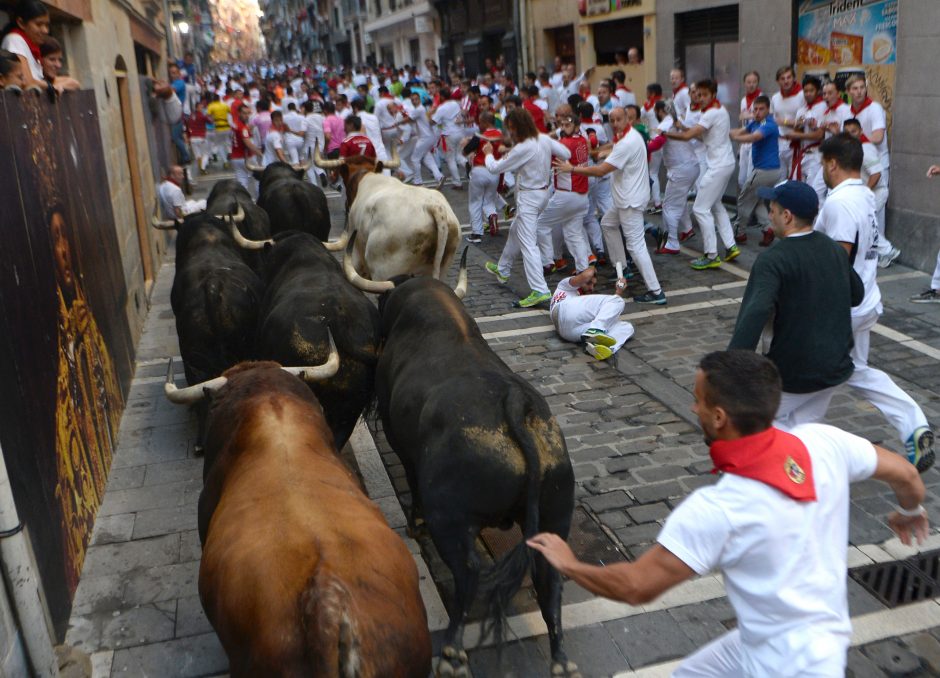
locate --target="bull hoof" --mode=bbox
[551,660,582,678]
[436,646,469,678]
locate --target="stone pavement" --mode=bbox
[67,168,940,677]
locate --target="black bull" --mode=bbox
[255,163,331,240]
[375,277,578,676]
[256,231,381,449]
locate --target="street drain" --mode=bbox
[849,549,940,608]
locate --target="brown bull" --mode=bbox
[166,357,431,677]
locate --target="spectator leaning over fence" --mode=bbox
[1,0,49,90]
[39,37,79,92]
[153,68,191,166]
[0,48,26,89]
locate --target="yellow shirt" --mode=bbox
[207,100,230,131]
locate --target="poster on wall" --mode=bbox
[796,0,897,126]
[578,0,642,17]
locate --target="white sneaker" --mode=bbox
[878,247,901,269]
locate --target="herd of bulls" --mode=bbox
[152,158,582,677]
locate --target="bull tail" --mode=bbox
[481,388,542,648]
[302,569,362,678]
[427,202,451,280]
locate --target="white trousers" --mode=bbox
[775,386,839,432]
[692,164,736,258]
[694,148,708,189]
[737,143,753,189]
[190,137,209,173]
[600,206,661,294]
[400,135,418,183]
[231,158,257,199]
[496,188,550,294]
[303,142,327,183]
[662,165,699,249]
[441,136,466,186]
[537,190,591,271]
[584,177,612,254]
[468,166,500,235]
[411,133,443,183]
[810,163,828,206]
[649,151,663,206]
[933,249,940,290]
[210,130,230,162]
[778,145,794,181]
[847,309,927,443]
[800,151,821,186]
[553,295,634,351]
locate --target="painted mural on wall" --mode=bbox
[797,0,897,128]
[0,89,133,634]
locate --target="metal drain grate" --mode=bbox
[849,549,940,608]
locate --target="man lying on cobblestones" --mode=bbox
[549,266,634,361]
[528,350,929,678]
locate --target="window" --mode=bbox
[593,16,643,65]
[675,4,740,121]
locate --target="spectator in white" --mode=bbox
[610,70,636,108]
[842,118,895,268]
[910,164,940,304]
[350,97,388,165]
[812,81,853,204]
[39,37,79,92]
[814,133,934,472]
[464,111,504,242]
[550,267,634,361]
[648,100,698,254]
[737,71,762,191]
[556,106,666,305]
[374,86,401,159]
[783,76,826,183]
[538,72,560,116]
[669,68,691,122]
[549,56,565,90]
[301,100,326,186]
[280,85,298,111]
[558,63,593,100]
[627,47,642,64]
[0,48,26,89]
[261,110,289,167]
[666,79,740,270]
[432,88,467,189]
[281,102,307,164]
[641,83,664,213]
[158,165,205,219]
[408,90,444,187]
[528,349,929,678]
[483,107,566,309]
[771,65,805,180]
[0,0,49,89]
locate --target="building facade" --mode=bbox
[363,0,441,68]
[433,0,517,80]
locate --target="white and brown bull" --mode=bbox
[164,338,431,678]
[314,145,460,292]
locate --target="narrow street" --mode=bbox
[67,169,940,678]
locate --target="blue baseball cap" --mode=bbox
[757,180,819,220]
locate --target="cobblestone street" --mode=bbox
[68,171,940,677]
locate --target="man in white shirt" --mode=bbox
[302,100,326,186]
[737,71,762,190]
[281,103,307,165]
[811,81,854,204]
[432,89,468,189]
[407,91,444,186]
[771,66,805,177]
[550,267,634,361]
[670,68,691,123]
[374,87,401,162]
[556,107,666,305]
[814,133,934,472]
[650,101,698,253]
[351,98,388,163]
[158,165,205,219]
[528,349,929,678]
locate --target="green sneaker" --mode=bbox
[584,342,613,360]
[690,255,722,270]
[485,261,509,284]
[581,329,616,347]
[515,290,551,308]
[905,427,935,473]
[725,244,741,262]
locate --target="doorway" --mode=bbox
[114,56,154,291]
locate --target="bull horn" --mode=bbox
[229,221,273,250]
[281,329,340,381]
[215,205,245,223]
[454,247,469,300]
[313,140,344,169]
[343,231,394,293]
[164,358,228,404]
[383,143,401,170]
[293,160,312,171]
[322,229,349,252]
[151,199,178,230]
[245,159,265,172]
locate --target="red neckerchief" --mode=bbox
[744,88,762,110]
[710,427,817,501]
[672,83,687,96]
[380,93,393,99]
[612,123,632,143]
[690,103,701,112]
[164,176,181,188]
[11,28,40,61]
[851,96,874,115]
[780,83,802,98]
[825,99,845,115]
[617,85,632,94]
[806,95,824,108]
[703,99,721,111]
[643,94,662,111]
[859,133,871,143]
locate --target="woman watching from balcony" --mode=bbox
[1,0,51,90]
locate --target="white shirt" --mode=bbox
[614,87,636,108]
[1,32,43,80]
[432,100,465,140]
[358,111,388,161]
[814,178,882,317]
[860,141,888,204]
[672,86,691,122]
[262,129,285,166]
[771,89,806,152]
[158,180,185,220]
[374,98,398,132]
[604,127,650,210]
[821,101,852,139]
[657,116,697,170]
[852,100,889,168]
[304,113,325,149]
[696,105,735,169]
[282,110,307,144]
[484,134,563,191]
[410,104,434,138]
[658,424,877,678]
[550,277,581,314]
[683,108,705,157]
[795,99,828,149]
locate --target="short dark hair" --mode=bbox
[802,75,822,91]
[611,70,625,85]
[40,36,62,57]
[578,101,594,119]
[843,117,862,130]
[695,79,718,95]
[753,95,771,108]
[647,83,662,97]
[626,104,641,118]
[345,114,362,131]
[776,65,795,81]
[698,351,781,435]
[821,132,863,172]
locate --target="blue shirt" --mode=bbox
[171,78,187,104]
[747,118,780,171]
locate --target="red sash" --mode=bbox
[710,427,817,501]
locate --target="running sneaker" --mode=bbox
[655,246,680,255]
[734,230,747,244]
[597,254,608,266]
[433,176,445,190]
[485,262,509,283]
[725,245,741,262]
[554,257,570,272]
[587,253,598,266]
[679,229,695,243]
[647,204,663,215]
[906,427,935,473]
[515,290,551,308]
[488,214,500,236]
[878,246,901,269]
[690,256,722,270]
[759,229,775,247]
[466,234,482,244]
[584,342,613,361]
[656,227,668,252]
[504,205,516,220]
[910,289,940,304]
[581,328,617,347]
[543,263,557,276]
[634,290,667,305]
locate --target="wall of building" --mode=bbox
[524,0,578,72]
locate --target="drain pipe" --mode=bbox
[0,443,59,677]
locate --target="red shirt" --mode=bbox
[554,133,589,194]
[186,109,209,137]
[472,129,504,167]
[230,118,253,159]
[339,134,376,158]
[523,99,548,133]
